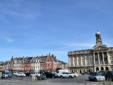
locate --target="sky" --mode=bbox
[0,0,113,62]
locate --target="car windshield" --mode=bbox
[3,72,10,74]
[97,73,103,76]
[62,72,69,74]
[90,73,96,76]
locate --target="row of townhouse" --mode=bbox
[0,54,68,72]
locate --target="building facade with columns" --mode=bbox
[68,32,113,73]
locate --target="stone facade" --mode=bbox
[68,32,113,73]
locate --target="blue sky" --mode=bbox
[0,0,113,62]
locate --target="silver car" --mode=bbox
[89,72,105,81]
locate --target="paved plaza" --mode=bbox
[0,75,113,85]
[0,79,112,85]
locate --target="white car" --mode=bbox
[69,72,79,77]
[14,72,26,77]
[89,72,105,81]
[57,72,76,78]
[30,72,40,77]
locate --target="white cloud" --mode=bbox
[0,48,68,62]
[0,36,14,43]
[5,37,14,42]
[0,0,40,21]
[64,43,94,47]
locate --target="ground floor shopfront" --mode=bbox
[69,65,113,73]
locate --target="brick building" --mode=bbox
[39,54,68,71]
[1,54,67,72]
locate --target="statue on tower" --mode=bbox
[93,31,107,49]
[96,32,102,45]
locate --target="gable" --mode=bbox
[93,44,108,50]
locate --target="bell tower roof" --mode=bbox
[93,32,107,49]
[95,31,102,45]
[96,32,100,34]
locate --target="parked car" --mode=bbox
[1,72,13,78]
[31,72,46,80]
[44,72,56,78]
[14,72,26,77]
[57,69,69,73]
[69,72,78,77]
[82,72,89,75]
[30,72,40,77]
[39,73,47,80]
[57,72,76,78]
[97,71,107,76]
[24,72,30,76]
[89,72,105,81]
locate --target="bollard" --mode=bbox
[32,75,36,81]
[108,79,111,85]
[84,81,87,85]
[102,81,105,85]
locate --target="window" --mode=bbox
[75,57,76,66]
[86,56,89,65]
[79,57,81,66]
[95,53,98,65]
[110,52,113,64]
[81,57,83,66]
[70,57,73,66]
[82,56,85,65]
[104,52,108,64]
[89,56,93,65]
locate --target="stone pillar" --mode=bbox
[88,56,90,66]
[84,56,86,66]
[80,56,82,66]
[93,53,95,65]
[107,52,111,64]
[73,57,75,66]
[71,57,73,67]
[75,57,76,66]
[97,53,100,65]
[69,57,71,66]
[109,66,112,71]
[86,56,88,66]
[78,56,80,66]
[76,57,78,66]
[93,53,95,72]
[79,56,81,66]
[94,67,96,72]
[68,57,70,66]
[102,52,105,65]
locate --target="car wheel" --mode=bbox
[94,78,97,81]
[89,78,91,81]
[52,76,55,78]
[60,76,63,78]
[69,76,72,78]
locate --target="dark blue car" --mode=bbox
[1,72,13,78]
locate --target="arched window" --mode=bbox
[105,67,109,71]
[101,67,104,71]
[96,67,99,71]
